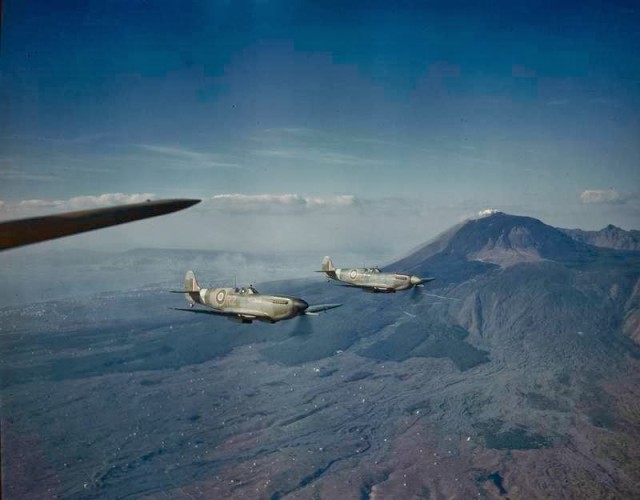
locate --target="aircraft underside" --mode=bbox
[227,314,277,324]
[367,287,396,293]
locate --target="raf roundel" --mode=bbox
[349,269,357,280]
[216,290,226,305]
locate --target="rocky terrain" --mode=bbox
[560,224,640,251]
[1,212,639,499]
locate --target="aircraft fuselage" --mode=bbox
[318,256,433,293]
[188,286,308,323]
[331,268,421,292]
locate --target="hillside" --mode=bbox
[560,224,640,251]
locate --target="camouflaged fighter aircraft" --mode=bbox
[317,256,434,293]
[171,271,342,324]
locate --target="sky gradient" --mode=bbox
[1,0,639,255]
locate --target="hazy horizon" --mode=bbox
[2,1,639,255]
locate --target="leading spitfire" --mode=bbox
[172,271,341,324]
[318,256,434,293]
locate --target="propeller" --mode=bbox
[410,285,423,303]
[290,302,341,336]
[410,276,435,287]
[290,314,314,336]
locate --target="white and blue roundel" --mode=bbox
[216,290,226,304]
[349,269,357,280]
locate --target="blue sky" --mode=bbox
[1,0,639,254]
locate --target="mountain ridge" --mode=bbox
[559,224,640,251]
[390,212,604,272]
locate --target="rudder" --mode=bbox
[321,256,335,272]
[184,270,201,292]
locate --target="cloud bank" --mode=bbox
[203,194,359,214]
[0,193,156,219]
[579,189,625,205]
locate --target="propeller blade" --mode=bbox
[305,303,343,314]
[410,286,422,303]
[290,314,314,336]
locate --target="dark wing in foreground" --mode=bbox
[0,198,200,251]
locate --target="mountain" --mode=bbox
[389,212,639,346]
[393,211,597,272]
[560,224,640,251]
[2,212,639,499]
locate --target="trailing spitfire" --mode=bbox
[171,271,342,324]
[317,256,434,293]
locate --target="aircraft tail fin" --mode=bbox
[183,270,201,306]
[315,256,337,278]
[184,270,201,293]
[320,256,335,272]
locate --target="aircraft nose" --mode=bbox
[292,299,309,314]
[410,276,422,286]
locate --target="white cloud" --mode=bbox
[579,189,625,205]
[140,144,201,158]
[476,208,501,217]
[63,193,156,210]
[2,132,111,145]
[254,147,384,166]
[249,127,389,168]
[258,127,315,138]
[203,193,358,214]
[139,144,243,169]
[0,193,156,220]
[200,193,450,219]
[304,195,357,208]
[0,167,56,182]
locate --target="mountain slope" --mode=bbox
[385,213,639,349]
[560,224,640,251]
[375,212,640,496]
[392,212,596,272]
